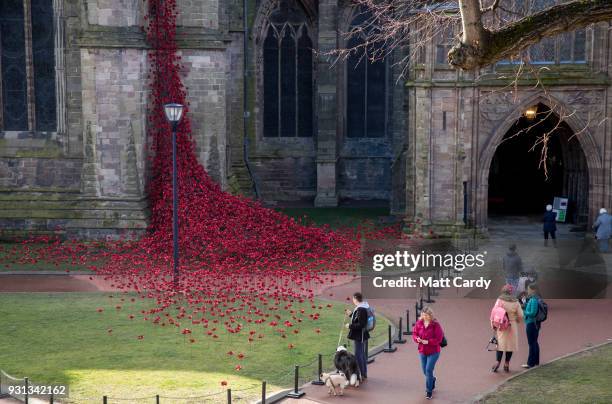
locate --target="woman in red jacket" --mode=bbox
[412,306,444,400]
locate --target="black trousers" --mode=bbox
[544,230,556,240]
[496,351,513,362]
[526,322,540,367]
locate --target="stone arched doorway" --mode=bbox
[477,99,601,231]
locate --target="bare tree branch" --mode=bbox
[449,0,612,70]
[481,0,501,14]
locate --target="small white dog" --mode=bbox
[321,371,349,396]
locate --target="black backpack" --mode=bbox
[535,298,548,323]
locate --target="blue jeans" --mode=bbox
[419,352,440,393]
[354,339,367,379]
[526,322,540,367]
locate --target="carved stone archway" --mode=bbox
[475,93,603,230]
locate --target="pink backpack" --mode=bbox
[490,300,510,331]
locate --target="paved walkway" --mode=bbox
[0,273,117,292]
[283,279,612,404]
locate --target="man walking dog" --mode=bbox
[346,292,370,380]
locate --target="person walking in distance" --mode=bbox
[593,208,612,253]
[346,292,370,381]
[412,306,444,400]
[490,284,523,373]
[543,204,557,247]
[502,245,523,294]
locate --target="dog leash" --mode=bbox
[338,311,348,347]
[324,374,336,390]
[324,372,345,390]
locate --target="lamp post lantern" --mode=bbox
[163,103,184,288]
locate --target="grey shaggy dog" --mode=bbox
[333,346,360,386]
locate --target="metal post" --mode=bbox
[394,317,407,344]
[425,286,435,303]
[172,122,179,288]
[414,301,420,323]
[285,365,305,398]
[103,396,107,404]
[156,394,160,404]
[463,181,468,226]
[261,381,266,404]
[383,324,397,352]
[403,309,412,335]
[227,388,231,404]
[24,377,28,404]
[50,393,54,404]
[312,354,325,385]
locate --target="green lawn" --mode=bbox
[279,207,392,229]
[0,293,389,402]
[481,343,612,404]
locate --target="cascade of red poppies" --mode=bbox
[136,0,362,285]
[84,0,372,307]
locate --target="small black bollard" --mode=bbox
[156,394,160,404]
[103,396,108,404]
[419,297,424,310]
[285,365,305,398]
[394,317,407,344]
[24,377,29,404]
[227,388,232,404]
[425,286,436,303]
[50,393,54,404]
[312,354,325,385]
[261,380,267,404]
[383,324,397,352]
[415,301,421,320]
[403,309,412,335]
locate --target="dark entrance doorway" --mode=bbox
[488,103,589,224]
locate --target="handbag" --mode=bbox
[440,336,448,348]
[486,333,498,351]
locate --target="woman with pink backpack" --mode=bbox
[490,284,524,372]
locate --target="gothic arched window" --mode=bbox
[0,0,56,132]
[263,0,314,138]
[346,9,387,138]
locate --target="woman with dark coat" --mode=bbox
[346,292,370,381]
[543,204,557,247]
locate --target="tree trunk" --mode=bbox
[449,0,612,70]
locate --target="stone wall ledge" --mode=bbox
[78,25,231,49]
[406,73,610,88]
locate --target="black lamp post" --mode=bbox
[163,103,184,287]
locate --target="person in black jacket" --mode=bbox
[346,292,370,380]
[543,204,557,247]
